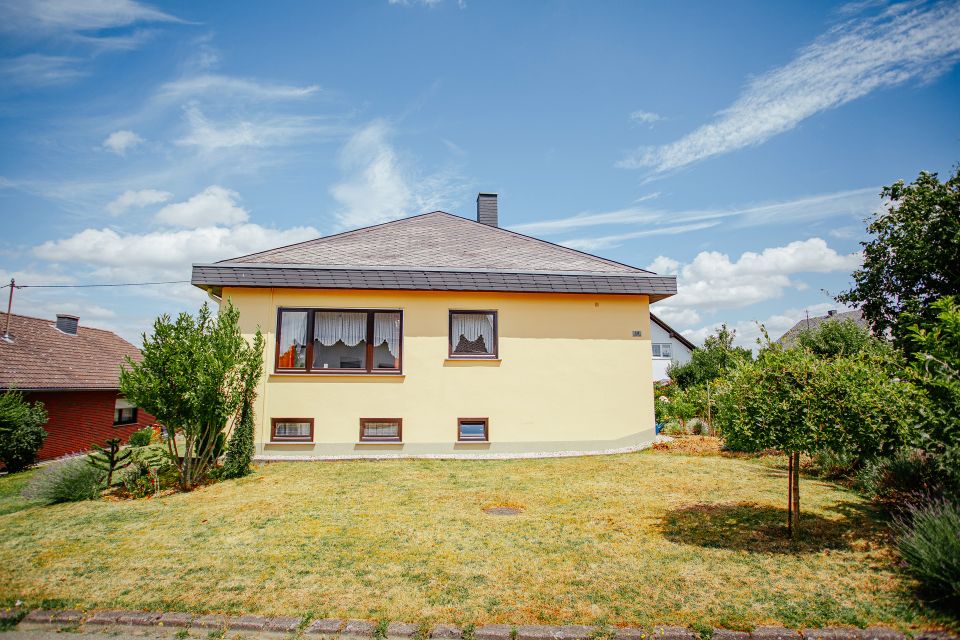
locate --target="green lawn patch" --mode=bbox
[0,448,952,630]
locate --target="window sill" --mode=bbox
[266,441,314,445]
[444,358,501,366]
[270,372,405,378]
[355,441,403,445]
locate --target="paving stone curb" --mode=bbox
[6,610,958,640]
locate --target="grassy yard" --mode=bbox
[0,444,952,631]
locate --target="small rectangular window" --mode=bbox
[457,418,489,442]
[449,311,498,358]
[271,418,314,442]
[114,407,137,426]
[360,418,402,442]
[653,343,673,359]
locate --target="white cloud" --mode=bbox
[106,189,172,216]
[174,104,333,151]
[681,302,856,350]
[629,110,663,126]
[102,130,144,156]
[649,238,861,328]
[153,186,248,228]
[619,1,960,172]
[511,187,881,242]
[560,222,720,252]
[0,54,86,86]
[330,119,465,228]
[0,0,181,33]
[33,223,319,281]
[157,75,320,102]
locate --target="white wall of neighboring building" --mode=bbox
[650,317,693,381]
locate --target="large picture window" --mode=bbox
[449,310,498,358]
[276,308,402,373]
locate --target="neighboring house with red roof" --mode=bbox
[0,313,155,461]
[191,193,678,459]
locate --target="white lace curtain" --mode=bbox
[279,311,308,352]
[373,312,401,357]
[452,313,494,347]
[314,311,366,347]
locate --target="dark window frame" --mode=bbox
[359,418,403,442]
[457,417,489,442]
[270,417,314,443]
[113,407,138,426]
[448,310,499,359]
[275,307,403,374]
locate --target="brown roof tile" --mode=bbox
[0,314,141,391]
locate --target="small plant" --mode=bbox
[22,457,105,503]
[120,460,159,498]
[893,500,960,608]
[87,438,132,487]
[127,427,153,447]
[0,390,48,472]
[855,448,939,508]
[810,449,858,480]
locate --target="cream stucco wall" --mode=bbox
[222,287,656,458]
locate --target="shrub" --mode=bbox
[0,390,48,472]
[221,394,255,479]
[855,448,940,508]
[127,427,153,447]
[22,458,105,503]
[894,500,960,607]
[120,460,158,498]
[810,449,858,480]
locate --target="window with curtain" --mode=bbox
[271,418,313,442]
[449,311,497,358]
[276,308,402,373]
[652,343,673,359]
[360,418,402,442]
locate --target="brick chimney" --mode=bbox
[477,193,498,227]
[56,314,79,335]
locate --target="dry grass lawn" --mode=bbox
[0,443,952,631]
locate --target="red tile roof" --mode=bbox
[0,313,141,391]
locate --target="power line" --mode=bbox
[2,280,190,289]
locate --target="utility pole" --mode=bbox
[3,278,13,340]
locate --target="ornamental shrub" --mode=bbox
[221,396,255,479]
[127,427,153,447]
[894,500,960,608]
[0,390,48,472]
[22,457,105,503]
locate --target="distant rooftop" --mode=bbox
[776,309,868,346]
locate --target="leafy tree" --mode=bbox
[714,341,916,537]
[906,296,960,498]
[838,167,960,349]
[0,390,48,472]
[794,317,882,358]
[667,324,752,389]
[119,301,265,491]
[87,438,132,487]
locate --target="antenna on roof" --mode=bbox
[3,278,14,342]
[805,309,810,331]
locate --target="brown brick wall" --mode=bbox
[26,390,156,461]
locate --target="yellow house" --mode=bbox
[191,194,677,459]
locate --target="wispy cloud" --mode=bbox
[628,110,663,126]
[0,54,87,86]
[0,0,182,34]
[106,188,171,216]
[174,103,340,151]
[619,0,960,172]
[156,75,321,103]
[511,187,881,244]
[102,130,144,156]
[330,119,466,228]
[560,222,719,251]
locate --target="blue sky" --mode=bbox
[1,0,958,347]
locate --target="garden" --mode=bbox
[0,167,957,630]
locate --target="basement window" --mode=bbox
[457,418,489,442]
[113,398,138,426]
[360,418,402,442]
[449,311,498,358]
[271,418,314,442]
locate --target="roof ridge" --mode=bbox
[5,312,133,341]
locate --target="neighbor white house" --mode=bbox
[649,313,695,381]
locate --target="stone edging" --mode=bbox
[4,609,957,640]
